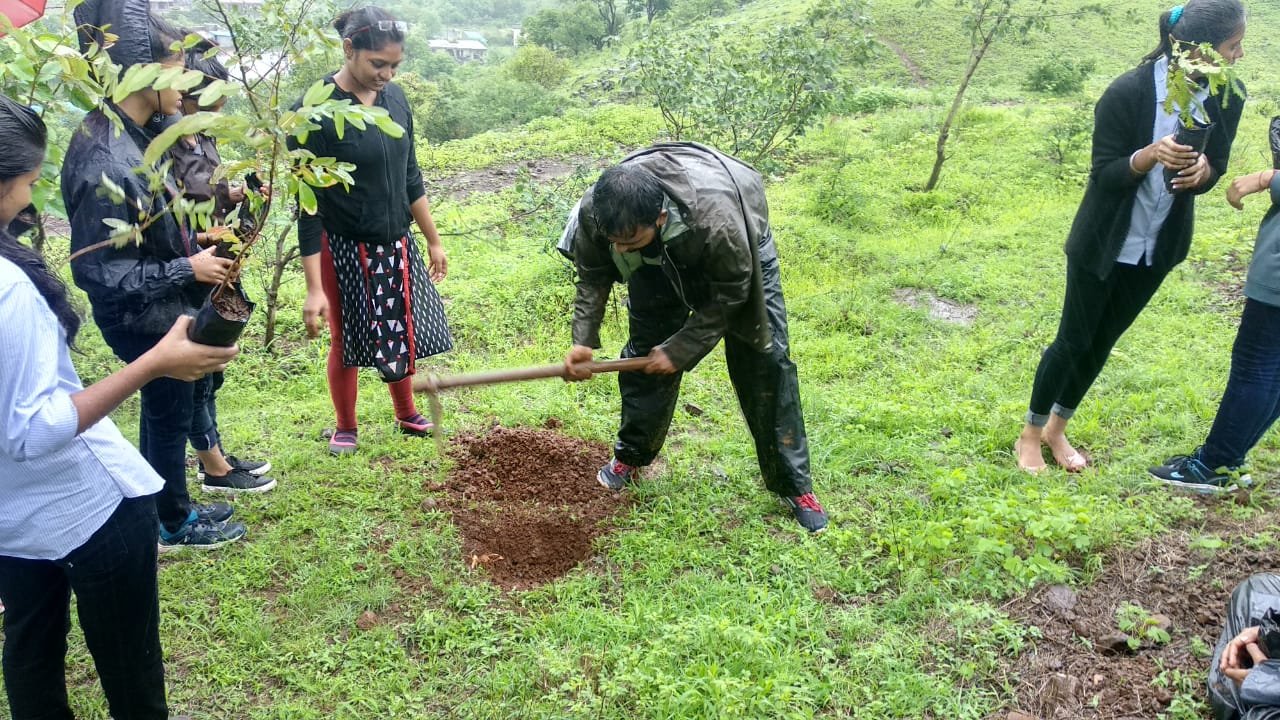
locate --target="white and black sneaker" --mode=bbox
[201,468,277,495]
[1148,451,1250,495]
[197,454,272,482]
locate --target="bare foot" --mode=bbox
[1043,433,1087,472]
[1015,428,1047,474]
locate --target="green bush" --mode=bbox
[1024,55,1096,96]
[505,44,570,89]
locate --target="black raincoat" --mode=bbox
[1212,574,1280,720]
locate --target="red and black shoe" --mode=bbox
[781,493,828,533]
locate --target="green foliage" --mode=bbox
[524,3,610,54]
[419,73,563,142]
[1024,54,1095,95]
[1116,603,1172,649]
[1164,41,1245,130]
[505,44,570,89]
[1039,100,1091,174]
[626,0,874,165]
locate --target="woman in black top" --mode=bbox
[291,7,452,456]
[1015,0,1247,473]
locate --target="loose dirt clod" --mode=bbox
[436,426,628,590]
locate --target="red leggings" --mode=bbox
[321,237,418,431]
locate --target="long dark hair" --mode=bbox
[1142,0,1247,64]
[0,95,80,345]
[333,6,405,52]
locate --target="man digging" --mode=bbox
[560,142,828,533]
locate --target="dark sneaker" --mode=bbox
[1149,453,1248,494]
[597,457,639,491]
[782,493,829,533]
[158,518,246,553]
[195,502,234,523]
[201,468,277,495]
[197,454,272,481]
[396,414,435,437]
[328,429,358,456]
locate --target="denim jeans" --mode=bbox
[100,330,197,531]
[1199,299,1280,469]
[189,371,223,452]
[0,496,168,720]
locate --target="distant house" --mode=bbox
[429,30,487,62]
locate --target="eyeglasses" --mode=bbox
[350,20,408,36]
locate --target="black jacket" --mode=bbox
[290,78,426,255]
[569,143,775,371]
[63,107,202,335]
[1064,62,1245,279]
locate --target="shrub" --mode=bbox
[1024,55,1096,96]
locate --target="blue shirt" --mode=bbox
[0,256,162,560]
[1118,55,1208,266]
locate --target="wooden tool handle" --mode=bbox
[413,357,650,393]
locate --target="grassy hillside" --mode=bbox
[8,1,1280,718]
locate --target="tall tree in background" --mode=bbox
[627,0,873,166]
[594,0,623,38]
[627,0,671,23]
[918,0,1104,191]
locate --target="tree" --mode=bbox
[593,0,623,40]
[917,0,1105,191]
[626,0,874,166]
[523,3,608,53]
[626,0,671,23]
[506,44,569,88]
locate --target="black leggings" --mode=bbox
[1027,260,1169,424]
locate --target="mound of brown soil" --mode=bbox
[436,425,628,590]
[999,501,1280,719]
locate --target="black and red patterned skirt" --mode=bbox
[326,231,452,382]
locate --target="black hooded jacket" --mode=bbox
[64,107,201,336]
[64,0,204,335]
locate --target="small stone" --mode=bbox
[1150,613,1173,633]
[1045,673,1081,710]
[1197,611,1216,626]
[356,610,378,631]
[1044,658,1063,671]
[1005,712,1036,720]
[422,498,439,510]
[1044,585,1078,615]
[683,402,705,417]
[1091,673,1105,686]
[1099,632,1135,655]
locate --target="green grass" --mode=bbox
[9,1,1280,717]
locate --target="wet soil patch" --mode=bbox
[893,288,978,326]
[997,502,1280,719]
[433,425,628,590]
[427,157,606,203]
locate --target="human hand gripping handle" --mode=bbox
[564,345,594,382]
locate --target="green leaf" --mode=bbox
[335,113,346,140]
[297,182,318,215]
[113,63,161,103]
[302,79,332,107]
[142,113,224,165]
[373,113,404,139]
